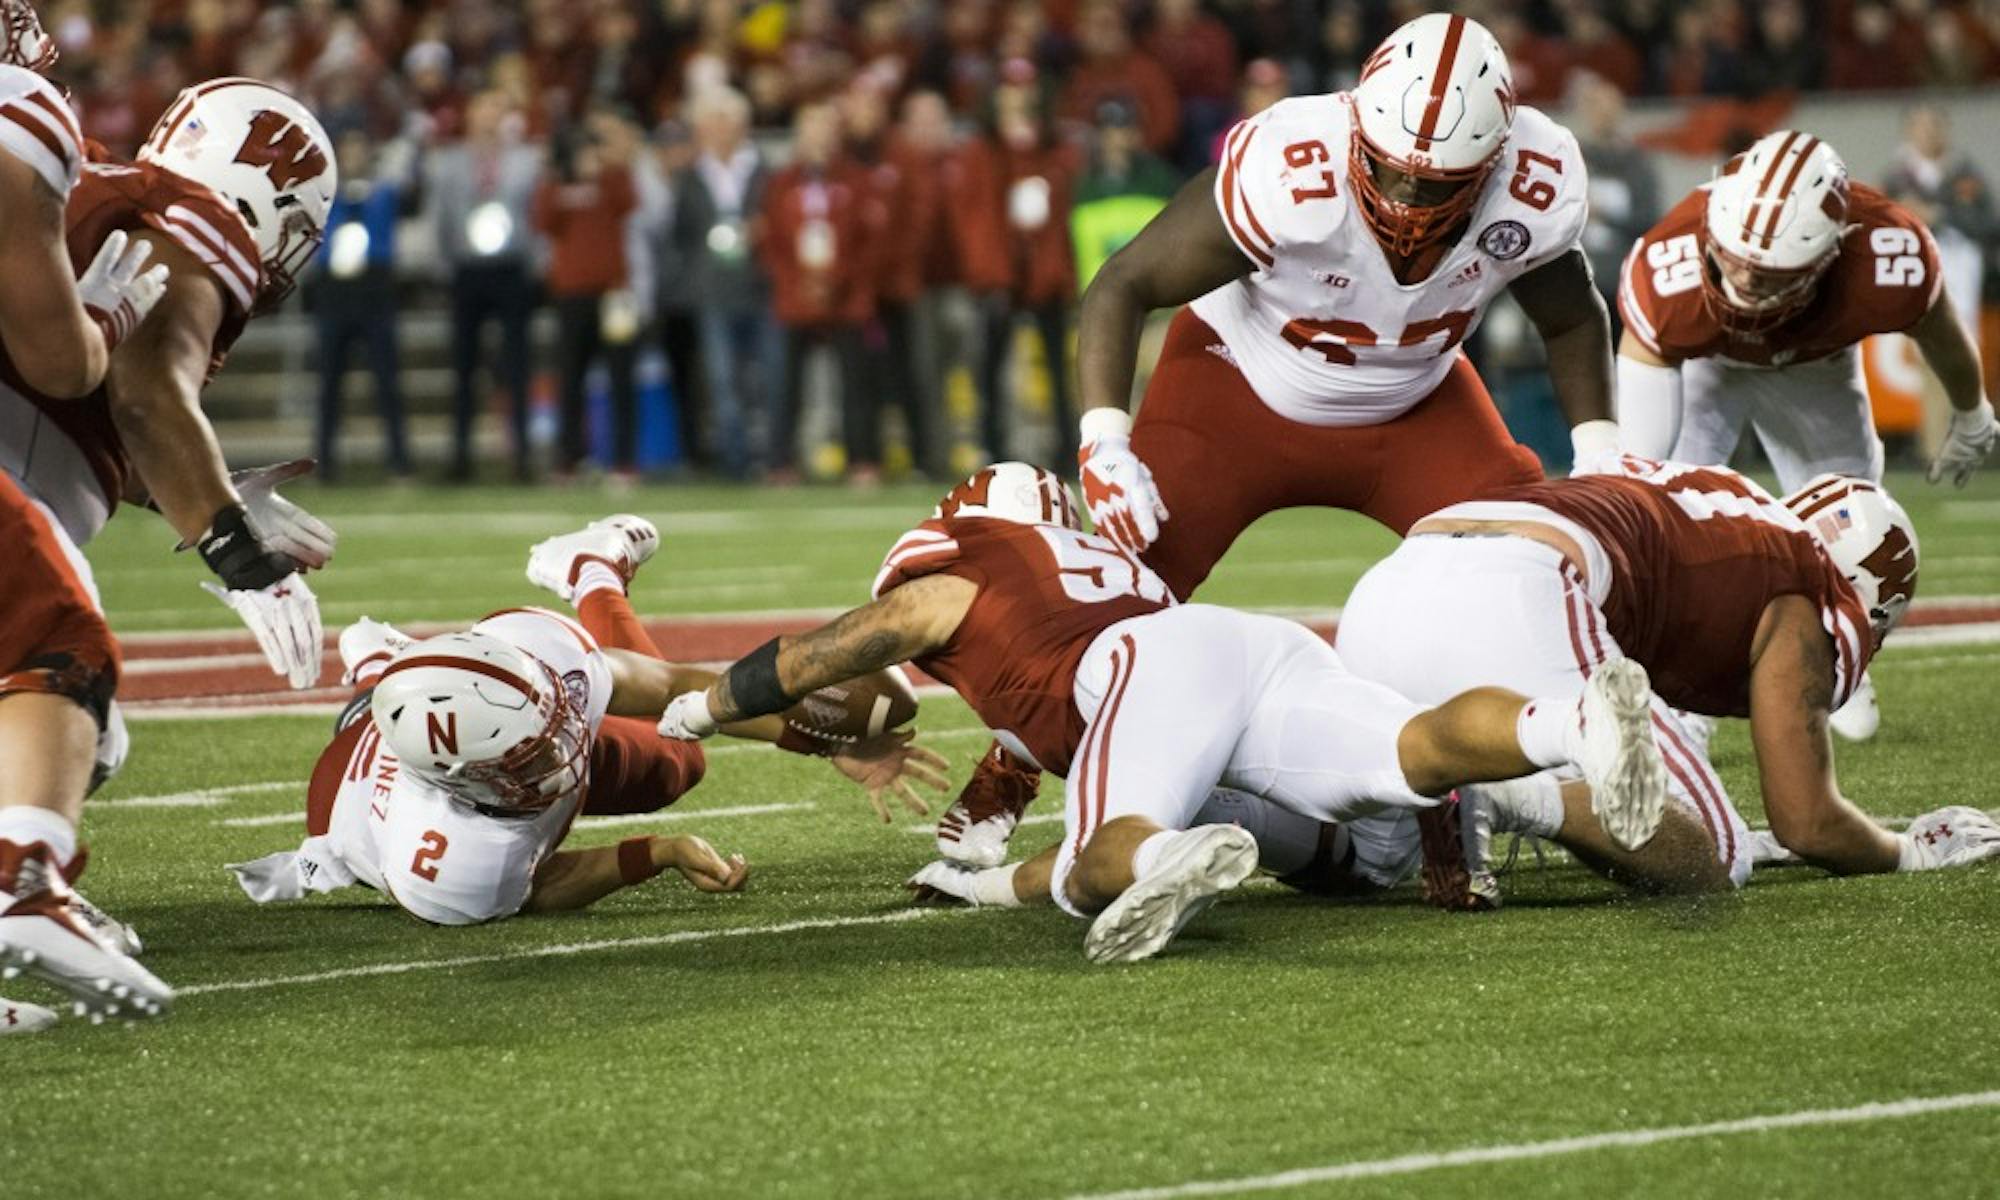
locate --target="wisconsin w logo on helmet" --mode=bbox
[233,109,330,191]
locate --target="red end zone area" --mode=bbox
[116,602,2000,716]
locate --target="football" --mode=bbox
[781,665,919,744]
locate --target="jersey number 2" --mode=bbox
[410,831,449,882]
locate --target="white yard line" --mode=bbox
[177,908,942,997]
[94,781,298,808]
[571,802,817,829]
[1060,1089,2000,1200]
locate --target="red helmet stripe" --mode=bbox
[1758,135,1820,249]
[1742,130,1800,247]
[1413,14,1467,151]
[378,654,537,699]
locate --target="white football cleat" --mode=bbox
[1083,825,1258,965]
[68,889,142,958]
[0,996,58,1035]
[0,842,172,1022]
[1565,658,1668,852]
[338,617,412,687]
[1829,671,1880,742]
[936,744,1040,868]
[525,514,661,602]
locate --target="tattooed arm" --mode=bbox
[707,574,979,724]
[1748,595,1901,874]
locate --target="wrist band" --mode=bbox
[618,837,664,885]
[723,637,793,718]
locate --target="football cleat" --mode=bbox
[68,889,142,958]
[0,996,59,1036]
[1565,658,1668,852]
[338,617,412,687]
[0,842,172,1021]
[1083,825,1258,965]
[1418,792,1500,913]
[937,743,1041,867]
[526,514,661,602]
[1828,671,1881,743]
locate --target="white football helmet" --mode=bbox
[138,78,336,311]
[370,631,591,816]
[1701,131,1850,335]
[1348,13,1514,258]
[2,0,54,71]
[934,462,1082,529]
[1783,474,1919,646]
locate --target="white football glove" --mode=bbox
[201,574,323,689]
[1897,806,2000,872]
[77,229,170,350]
[1078,407,1167,554]
[173,461,336,570]
[1567,419,1623,477]
[1929,401,1996,488]
[658,690,719,740]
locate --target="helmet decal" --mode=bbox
[233,109,330,191]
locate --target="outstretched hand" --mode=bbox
[661,834,750,893]
[829,728,951,823]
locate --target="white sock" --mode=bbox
[573,561,624,600]
[1129,830,1180,880]
[970,863,1024,908]
[1492,774,1565,838]
[0,807,78,873]
[1515,696,1577,769]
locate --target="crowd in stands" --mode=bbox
[40,0,2000,481]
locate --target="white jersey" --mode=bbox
[1191,96,1588,426]
[231,608,614,926]
[0,65,82,197]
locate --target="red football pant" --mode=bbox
[1130,310,1545,599]
[571,586,706,815]
[0,471,118,724]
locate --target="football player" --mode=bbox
[659,464,1676,963]
[4,54,316,1025]
[1336,456,2000,905]
[229,517,948,926]
[937,13,1622,868]
[1616,131,1995,739]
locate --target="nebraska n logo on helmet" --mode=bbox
[1348,14,1514,259]
[137,77,337,313]
[369,632,593,817]
[934,462,1083,530]
[1700,131,1852,336]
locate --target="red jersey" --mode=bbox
[1485,458,1872,717]
[2,160,259,519]
[1618,183,1940,368]
[871,518,1171,774]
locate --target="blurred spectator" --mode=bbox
[1311,1,1370,94]
[1919,7,1986,87]
[403,40,467,143]
[995,0,1076,80]
[1209,57,1288,163]
[1569,73,1659,341]
[429,90,543,481]
[1072,99,1178,288]
[1743,0,1823,95]
[846,80,941,478]
[894,89,986,477]
[1655,2,1745,98]
[1489,7,1571,106]
[638,120,711,473]
[1884,104,1995,328]
[534,110,643,479]
[1828,2,1921,91]
[761,101,881,483]
[924,0,1003,116]
[673,85,778,479]
[1561,4,1645,98]
[960,64,1081,466]
[310,128,418,482]
[1061,0,1180,158]
[1143,0,1238,170]
[580,3,664,119]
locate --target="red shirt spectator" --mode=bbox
[1061,4,1180,156]
[533,158,637,296]
[760,158,879,326]
[1491,10,1572,106]
[1828,2,1922,90]
[1143,0,1239,103]
[954,124,1081,307]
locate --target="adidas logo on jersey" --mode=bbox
[1448,261,1484,288]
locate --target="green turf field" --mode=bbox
[8,471,2000,1199]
